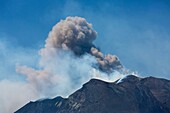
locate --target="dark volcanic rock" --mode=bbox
[15,96,64,113]
[15,75,170,113]
[140,76,170,112]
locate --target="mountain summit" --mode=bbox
[15,75,170,113]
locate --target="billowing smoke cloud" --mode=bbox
[16,16,125,98]
[0,16,126,113]
[41,16,97,56]
[39,16,123,73]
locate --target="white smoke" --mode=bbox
[16,52,97,97]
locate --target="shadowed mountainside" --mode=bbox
[15,75,170,113]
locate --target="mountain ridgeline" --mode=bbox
[15,75,170,113]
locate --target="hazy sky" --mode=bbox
[0,0,170,79]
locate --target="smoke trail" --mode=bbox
[91,47,123,73]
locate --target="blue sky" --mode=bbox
[0,0,170,79]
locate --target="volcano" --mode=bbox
[15,75,170,113]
